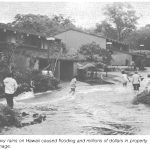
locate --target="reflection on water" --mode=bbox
[2,82,150,135]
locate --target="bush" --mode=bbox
[31,71,59,93]
[15,70,59,93]
[0,70,60,97]
[15,83,31,96]
[0,104,21,128]
[13,71,31,96]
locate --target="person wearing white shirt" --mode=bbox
[132,71,141,93]
[122,71,130,87]
[3,73,18,108]
[69,76,77,95]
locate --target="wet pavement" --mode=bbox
[1,69,150,135]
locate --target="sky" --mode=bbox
[0,1,150,29]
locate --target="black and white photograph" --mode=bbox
[0,0,150,136]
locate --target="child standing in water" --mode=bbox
[69,76,77,96]
[122,71,130,87]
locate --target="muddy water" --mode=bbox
[2,78,150,135]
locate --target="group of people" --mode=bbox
[70,70,150,97]
[122,70,149,94]
[2,70,150,109]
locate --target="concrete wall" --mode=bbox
[55,30,106,54]
[111,51,132,66]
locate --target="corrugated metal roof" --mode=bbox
[51,28,106,39]
[51,28,129,46]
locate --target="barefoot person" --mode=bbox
[122,71,130,87]
[69,76,77,96]
[3,73,18,108]
[132,71,141,94]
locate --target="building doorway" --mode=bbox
[60,60,73,81]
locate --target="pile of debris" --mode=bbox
[133,91,150,105]
[0,104,47,131]
[21,111,46,127]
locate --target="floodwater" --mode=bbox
[2,70,150,135]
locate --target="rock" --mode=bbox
[21,113,46,126]
[21,118,34,126]
[33,113,39,118]
[22,122,30,127]
[33,114,46,124]
[22,112,29,117]
[43,115,46,121]
[33,115,43,123]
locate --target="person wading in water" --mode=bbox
[132,71,141,95]
[69,76,77,96]
[121,71,130,87]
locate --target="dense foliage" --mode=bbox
[78,42,112,65]
[103,2,139,41]
[7,14,75,36]
[125,26,150,50]
[94,21,118,40]
[14,70,59,95]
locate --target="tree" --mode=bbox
[104,2,139,41]
[78,42,112,77]
[0,32,25,74]
[94,21,118,40]
[125,26,150,50]
[78,42,112,64]
[52,14,75,29]
[78,42,101,62]
[8,14,75,36]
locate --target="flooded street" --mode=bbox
[2,70,150,135]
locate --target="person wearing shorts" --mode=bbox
[122,71,130,87]
[69,76,77,95]
[133,84,140,91]
[132,71,141,93]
